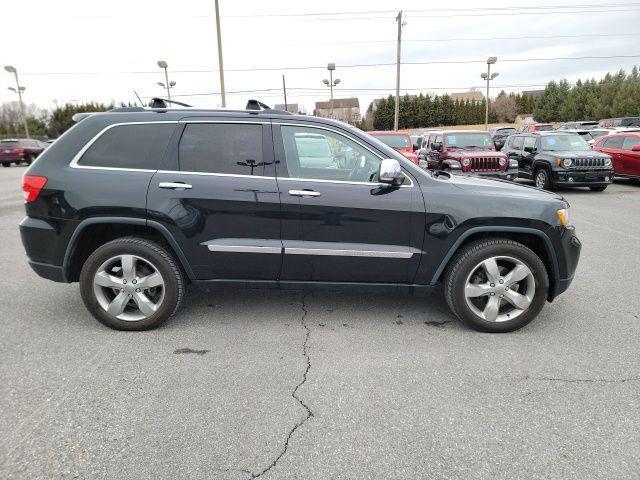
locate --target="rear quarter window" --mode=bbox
[77,123,176,170]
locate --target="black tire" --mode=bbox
[444,238,549,333]
[24,155,34,166]
[534,167,554,190]
[589,185,607,192]
[79,237,185,330]
[2,162,10,168]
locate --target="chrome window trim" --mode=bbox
[157,169,275,180]
[69,121,179,171]
[274,122,414,187]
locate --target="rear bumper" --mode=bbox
[20,216,69,283]
[27,260,66,282]
[0,157,24,162]
[553,169,613,186]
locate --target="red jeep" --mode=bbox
[425,130,517,180]
[0,139,46,167]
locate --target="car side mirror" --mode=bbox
[632,145,640,152]
[433,142,442,152]
[413,144,419,151]
[378,159,404,186]
[524,146,536,154]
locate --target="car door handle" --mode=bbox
[159,182,192,190]
[288,189,321,197]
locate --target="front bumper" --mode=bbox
[467,169,518,181]
[549,225,581,300]
[553,169,613,186]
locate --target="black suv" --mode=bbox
[502,131,613,191]
[19,106,581,333]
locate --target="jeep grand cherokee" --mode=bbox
[19,106,581,333]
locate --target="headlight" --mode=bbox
[462,158,471,166]
[604,157,612,167]
[557,157,572,168]
[509,159,518,167]
[498,158,507,166]
[556,208,570,226]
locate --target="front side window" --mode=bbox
[602,137,625,149]
[444,133,493,148]
[622,136,640,150]
[512,136,524,150]
[179,123,263,175]
[281,126,382,183]
[540,135,590,152]
[78,123,175,169]
[523,136,536,151]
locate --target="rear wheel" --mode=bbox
[2,162,10,168]
[589,185,607,192]
[444,239,549,332]
[24,155,34,166]
[534,167,553,190]
[80,237,184,330]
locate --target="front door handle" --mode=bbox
[288,189,321,197]
[159,182,192,190]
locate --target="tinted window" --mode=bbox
[512,136,524,149]
[79,123,175,169]
[281,125,383,183]
[602,137,625,149]
[622,136,640,150]
[0,140,19,147]
[179,123,263,175]
[523,136,536,151]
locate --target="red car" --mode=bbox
[592,133,640,179]
[368,131,419,164]
[0,139,47,167]
[521,123,554,133]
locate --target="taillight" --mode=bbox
[22,175,47,203]
[13,147,25,156]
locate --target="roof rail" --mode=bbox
[245,99,292,115]
[149,97,193,108]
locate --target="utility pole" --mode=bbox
[4,65,29,138]
[323,63,340,119]
[394,10,404,131]
[214,0,226,107]
[282,74,288,111]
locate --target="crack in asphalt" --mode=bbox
[524,375,640,384]
[251,291,314,479]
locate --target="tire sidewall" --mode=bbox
[79,240,182,330]
[535,167,552,190]
[449,242,549,333]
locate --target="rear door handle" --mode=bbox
[288,189,321,197]
[159,182,192,190]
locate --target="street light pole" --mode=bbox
[4,65,29,138]
[394,10,404,131]
[214,0,226,107]
[156,60,173,101]
[482,56,498,131]
[323,64,340,120]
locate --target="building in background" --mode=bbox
[274,103,300,114]
[314,98,360,124]
[450,90,485,102]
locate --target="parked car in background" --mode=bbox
[592,133,640,180]
[416,129,445,166]
[0,139,46,167]
[489,126,518,150]
[368,131,419,164]
[19,106,581,333]
[521,123,554,133]
[560,129,596,144]
[502,132,613,191]
[558,121,599,130]
[611,117,640,128]
[423,130,517,180]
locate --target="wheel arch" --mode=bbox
[430,227,560,301]
[63,217,195,282]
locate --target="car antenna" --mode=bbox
[133,90,144,107]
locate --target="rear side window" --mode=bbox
[512,136,524,149]
[622,136,640,150]
[602,137,625,149]
[78,123,175,170]
[179,123,263,175]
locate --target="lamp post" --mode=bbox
[4,65,29,138]
[156,60,174,101]
[322,63,340,119]
[481,56,498,131]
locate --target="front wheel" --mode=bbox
[534,168,554,190]
[444,239,549,332]
[80,237,185,330]
[589,185,607,192]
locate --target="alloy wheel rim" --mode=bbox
[535,171,546,188]
[93,254,165,321]
[464,255,535,323]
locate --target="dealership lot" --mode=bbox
[1,165,639,479]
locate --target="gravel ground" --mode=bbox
[1,165,638,479]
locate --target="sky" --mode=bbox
[1,0,639,114]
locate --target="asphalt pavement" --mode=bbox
[1,165,638,479]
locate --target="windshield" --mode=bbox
[444,133,493,148]
[372,134,410,149]
[540,135,591,152]
[0,140,19,146]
